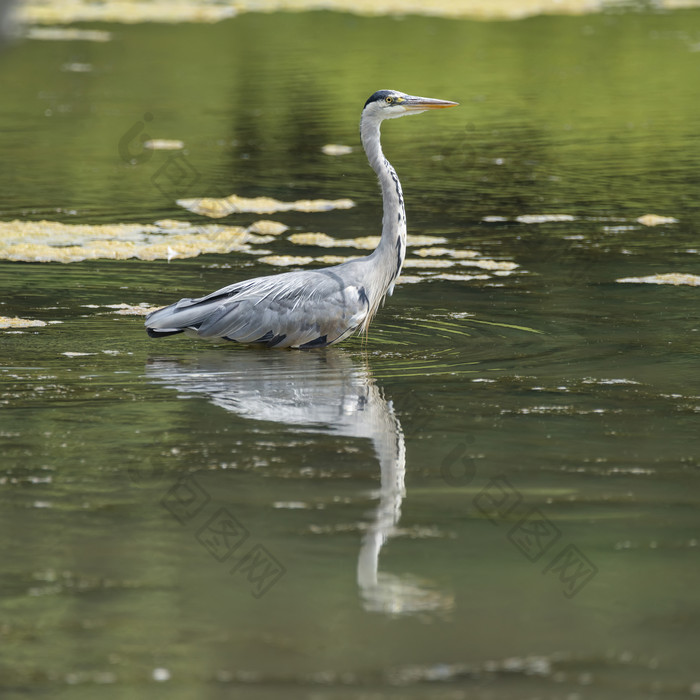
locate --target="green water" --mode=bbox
[1,8,700,699]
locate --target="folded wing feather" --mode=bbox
[145,268,370,348]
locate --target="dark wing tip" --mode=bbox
[146,328,184,338]
[299,335,329,349]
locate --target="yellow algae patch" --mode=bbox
[407,234,449,246]
[259,255,315,267]
[516,214,577,224]
[396,275,424,284]
[177,194,355,218]
[322,144,353,156]
[22,2,236,25]
[413,247,479,259]
[345,236,381,250]
[143,139,185,150]
[339,234,448,250]
[0,317,48,329]
[254,0,700,18]
[616,273,700,286]
[288,232,339,247]
[0,220,272,263]
[460,259,519,271]
[432,273,491,282]
[287,233,450,251]
[176,197,235,218]
[25,27,112,41]
[403,258,455,269]
[19,0,700,24]
[636,214,679,227]
[104,303,161,315]
[61,62,93,73]
[247,220,289,236]
[152,219,191,229]
[315,255,355,265]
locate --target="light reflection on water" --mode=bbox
[146,350,454,617]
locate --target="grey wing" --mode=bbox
[145,268,370,348]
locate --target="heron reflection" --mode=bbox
[145,349,451,615]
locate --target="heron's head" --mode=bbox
[362,89,458,121]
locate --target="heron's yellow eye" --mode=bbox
[385,96,393,104]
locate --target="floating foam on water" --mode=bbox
[348,235,387,250]
[314,255,354,265]
[257,245,512,283]
[339,234,448,250]
[0,219,274,263]
[582,377,641,385]
[602,225,638,234]
[288,232,339,247]
[81,303,159,315]
[432,273,491,282]
[396,275,423,284]
[407,234,449,246]
[104,303,161,315]
[21,0,700,25]
[403,258,455,269]
[61,62,92,72]
[177,193,355,218]
[413,247,479,259]
[322,144,353,156]
[152,668,171,682]
[22,3,235,24]
[516,214,577,224]
[143,139,185,150]
[616,272,700,286]
[0,316,48,329]
[484,213,678,228]
[258,255,315,267]
[247,220,289,236]
[25,27,112,41]
[460,259,519,271]
[636,214,679,227]
[286,233,449,250]
[0,219,513,279]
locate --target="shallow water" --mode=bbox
[1,7,700,699]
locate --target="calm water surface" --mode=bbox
[1,8,699,699]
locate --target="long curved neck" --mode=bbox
[360,114,407,288]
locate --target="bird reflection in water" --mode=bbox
[145,349,452,616]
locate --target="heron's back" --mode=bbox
[145,263,373,348]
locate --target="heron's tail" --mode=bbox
[144,296,220,338]
[146,326,184,338]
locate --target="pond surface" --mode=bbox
[1,7,700,699]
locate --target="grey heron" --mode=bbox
[145,89,458,348]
